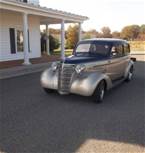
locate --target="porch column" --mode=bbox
[78,22,82,41]
[23,13,31,65]
[46,24,50,55]
[61,20,65,61]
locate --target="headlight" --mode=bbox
[75,65,86,74]
[51,62,58,71]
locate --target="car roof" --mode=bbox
[80,38,128,44]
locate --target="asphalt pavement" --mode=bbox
[0,60,145,153]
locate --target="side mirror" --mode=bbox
[130,57,136,62]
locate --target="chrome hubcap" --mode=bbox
[128,71,133,80]
[100,89,105,100]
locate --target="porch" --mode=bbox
[0,0,88,64]
[0,54,60,69]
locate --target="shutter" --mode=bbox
[28,30,30,52]
[9,28,16,54]
[23,0,28,3]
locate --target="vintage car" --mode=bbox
[40,38,134,103]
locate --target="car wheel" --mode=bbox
[93,80,106,103]
[126,66,134,82]
[43,88,54,93]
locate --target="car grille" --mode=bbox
[58,63,75,93]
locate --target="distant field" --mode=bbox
[129,41,145,51]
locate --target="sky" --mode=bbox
[40,0,145,32]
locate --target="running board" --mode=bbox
[112,78,125,88]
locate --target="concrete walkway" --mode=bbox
[0,55,60,69]
[0,62,51,79]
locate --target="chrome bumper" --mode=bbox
[41,67,111,96]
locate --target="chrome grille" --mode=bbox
[58,63,75,93]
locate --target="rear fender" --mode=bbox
[124,60,134,78]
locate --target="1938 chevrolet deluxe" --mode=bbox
[40,38,134,103]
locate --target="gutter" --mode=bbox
[0,0,88,21]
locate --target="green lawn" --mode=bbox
[53,49,73,56]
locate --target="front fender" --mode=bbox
[40,68,58,89]
[70,72,112,96]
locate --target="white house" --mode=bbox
[0,0,88,64]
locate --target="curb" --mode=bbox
[0,63,51,79]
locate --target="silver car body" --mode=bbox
[41,39,134,96]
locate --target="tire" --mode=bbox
[92,80,106,103]
[125,66,134,82]
[43,88,54,94]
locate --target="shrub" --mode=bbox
[49,35,60,54]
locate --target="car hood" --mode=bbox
[64,55,107,64]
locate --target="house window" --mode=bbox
[17,30,24,52]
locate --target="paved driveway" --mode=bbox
[0,60,145,153]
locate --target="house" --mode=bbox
[0,0,88,64]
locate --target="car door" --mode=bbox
[123,43,131,71]
[106,44,126,81]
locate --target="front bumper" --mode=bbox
[40,68,110,96]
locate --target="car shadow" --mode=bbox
[0,61,145,153]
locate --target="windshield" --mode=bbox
[75,42,111,56]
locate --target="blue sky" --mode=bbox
[40,0,145,32]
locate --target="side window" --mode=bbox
[124,43,130,55]
[111,44,123,58]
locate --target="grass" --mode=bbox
[129,41,145,51]
[53,49,73,56]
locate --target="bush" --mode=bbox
[49,35,60,54]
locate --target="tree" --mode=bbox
[112,31,120,38]
[138,24,145,40]
[41,32,60,54]
[83,32,92,39]
[49,28,60,35]
[66,25,79,49]
[137,34,145,40]
[121,26,131,40]
[83,29,98,39]
[96,31,102,38]
[140,24,145,34]
[121,25,140,40]
[101,26,112,38]
[49,35,60,54]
